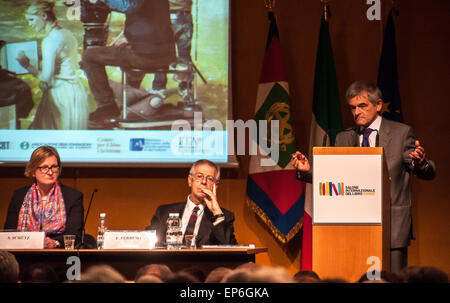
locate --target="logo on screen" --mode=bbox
[20,142,30,150]
[0,142,10,150]
[130,139,144,151]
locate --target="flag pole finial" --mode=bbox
[321,0,331,21]
[391,0,400,16]
[264,0,276,12]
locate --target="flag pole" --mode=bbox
[321,0,331,21]
[264,0,276,11]
[264,0,278,32]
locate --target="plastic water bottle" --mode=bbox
[166,213,182,249]
[97,213,107,249]
[175,219,183,248]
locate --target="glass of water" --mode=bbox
[63,235,76,250]
[184,233,196,249]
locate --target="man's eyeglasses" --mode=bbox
[190,173,216,184]
[38,165,59,174]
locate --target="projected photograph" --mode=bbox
[0,0,229,165]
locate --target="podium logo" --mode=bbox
[319,182,345,196]
[320,182,377,196]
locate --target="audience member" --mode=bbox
[134,264,173,282]
[0,250,19,283]
[233,261,262,272]
[293,270,320,283]
[204,267,233,283]
[320,277,349,283]
[361,279,388,284]
[357,270,400,283]
[399,265,448,283]
[79,265,125,283]
[20,263,58,283]
[178,266,206,283]
[165,272,201,283]
[222,266,294,283]
[135,275,163,283]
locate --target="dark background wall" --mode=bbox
[1,0,449,276]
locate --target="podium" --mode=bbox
[311,147,390,282]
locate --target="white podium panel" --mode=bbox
[313,154,382,224]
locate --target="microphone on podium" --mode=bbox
[76,188,98,249]
[373,129,380,147]
[322,128,351,146]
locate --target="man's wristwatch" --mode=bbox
[212,213,225,221]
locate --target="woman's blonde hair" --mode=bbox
[26,1,57,23]
[24,145,61,178]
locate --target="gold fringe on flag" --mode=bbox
[246,197,303,244]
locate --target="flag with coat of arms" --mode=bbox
[246,11,305,243]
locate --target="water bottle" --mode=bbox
[97,213,107,249]
[166,213,181,249]
[175,219,183,248]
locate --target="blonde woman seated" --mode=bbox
[4,146,84,248]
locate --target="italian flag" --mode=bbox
[301,15,343,269]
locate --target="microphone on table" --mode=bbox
[76,188,98,249]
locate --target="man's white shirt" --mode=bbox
[358,115,382,147]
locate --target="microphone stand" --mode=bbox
[373,129,380,147]
[322,131,329,147]
[76,188,97,249]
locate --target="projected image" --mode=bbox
[0,0,229,165]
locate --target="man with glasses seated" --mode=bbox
[147,159,237,247]
[4,146,84,249]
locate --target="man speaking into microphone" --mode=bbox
[291,81,436,272]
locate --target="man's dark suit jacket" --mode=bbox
[4,184,84,246]
[298,117,435,249]
[146,202,238,247]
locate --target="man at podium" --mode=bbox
[292,81,435,272]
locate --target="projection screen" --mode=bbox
[0,0,234,167]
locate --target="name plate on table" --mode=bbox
[0,231,45,249]
[103,230,156,249]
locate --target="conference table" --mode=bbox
[8,247,268,281]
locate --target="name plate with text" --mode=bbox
[0,231,45,249]
[103,230,156,249]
